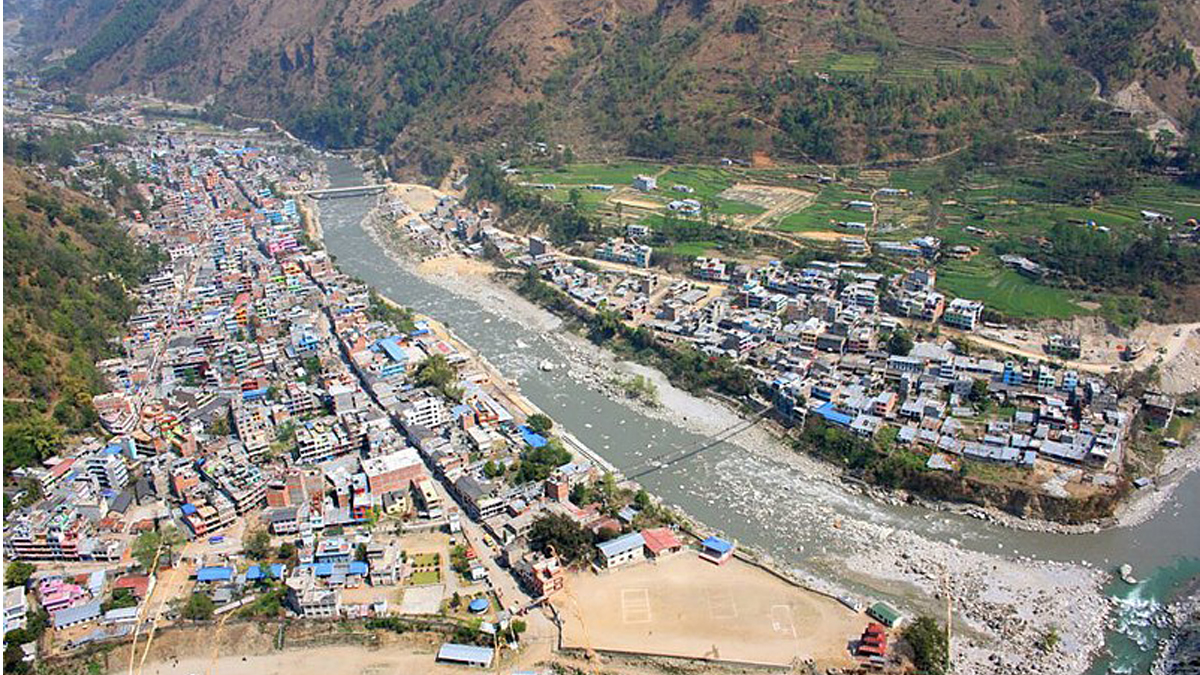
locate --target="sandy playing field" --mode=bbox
[794,230,853,242]
[135,644,467,675]
[610,196,666,211]
[415,255,494,277]
[553,551,862,667]
[388,183,444,212]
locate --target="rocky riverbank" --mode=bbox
[1153,586,1200,675]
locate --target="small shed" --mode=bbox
[867,602,902,627]
[699,536,734,565]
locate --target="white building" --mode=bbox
[596,532,645,569]
[399,395,448,429]
[4,586,28,633]
[85,452,129,490]
[943,298,984,331]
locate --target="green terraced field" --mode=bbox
[661,240,719,257]
[936,262,1084,319]
[778,184,870,232]
[525,162,662,186]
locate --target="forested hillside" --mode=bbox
[2,141,160,475]
[14,0,1200,175]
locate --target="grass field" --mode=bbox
[525,162,662,186]
[658,166,765,215]
[778,184,869,232]
[408,569,441,585]
[411,552,439,567]
[936,262,1084,319]
[661,240,719,257]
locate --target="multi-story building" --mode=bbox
[399,395,448,430]
[85,452,129,490]
[360,448,424,498]
[594,238,652,269]
[943,298,984,331]
[4,587,27,633]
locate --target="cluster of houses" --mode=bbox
[502,243,1171,483]
[3,126,679,655]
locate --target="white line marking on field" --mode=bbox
[771,604,797,638]
[708,590,738,620]
[621,587,652,624]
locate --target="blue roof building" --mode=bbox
[377,337,407,363]
[700,536,735,564]
[517,426,548,448]
[245,563,286,581]
[196,566,235,583]
[814,402,854,428]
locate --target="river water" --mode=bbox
[316,157,1199,673]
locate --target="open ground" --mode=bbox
[553,551,863,668]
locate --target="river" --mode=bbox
[316,157,1199,674]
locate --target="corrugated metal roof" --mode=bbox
[701,536,733,554]
[437,643,494,666]
[196,566,234,582]
[53,600,102,628]
[597,532,644,559]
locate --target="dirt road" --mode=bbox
[938,322,1200,375]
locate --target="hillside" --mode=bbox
[13,0,1200,174]
[2,152,159,475]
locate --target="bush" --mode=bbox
[181,593,215,621]
[5,562,35,588]
[904,616,949,675]
[525,413,553,435]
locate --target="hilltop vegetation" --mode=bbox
[15,0,1199,178]
[2,147,160,475]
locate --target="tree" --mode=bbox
[278,542,298,564]
[415,354,461,400]
[733,5,765,34]
[525,413,553,435]
[132,527,182,571]
[355,543,369,563]
[634,489,652,510]
[968,378,990,404]
[904,616,949,675]
[514,439,573,484]
[102,588,137,612]
[181,593,215,621]
[4,642,29,675]
[887,329,914,356]
[5,562,35,588]
[207,414,230,437]
[483,459,503,479]
[245,529,271,560]
[528,513,594,564]
[569,482,590,506]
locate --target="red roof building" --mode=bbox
[114,574,152,599]
[641,528,683,558]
